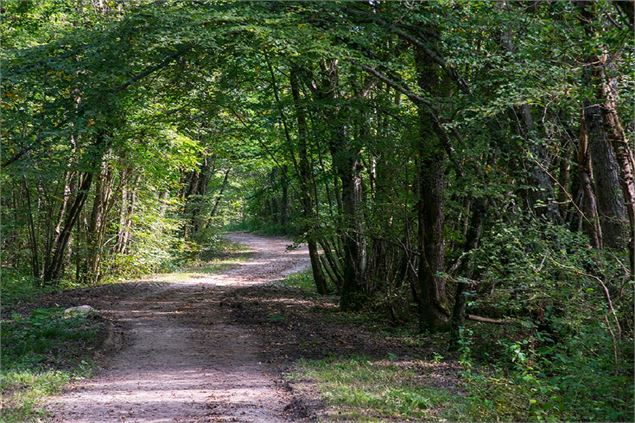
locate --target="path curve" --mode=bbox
[46,232,310,423]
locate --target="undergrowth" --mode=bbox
[280,266,634,422]
[0,307,104,422]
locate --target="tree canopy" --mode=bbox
[2,1,634,421]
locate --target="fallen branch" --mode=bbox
[466,314,513,324]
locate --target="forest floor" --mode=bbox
[38,232,463,422]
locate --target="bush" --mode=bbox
[459,216,634,422]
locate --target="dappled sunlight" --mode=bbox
[49,364,281,423]
[45,233,309,422]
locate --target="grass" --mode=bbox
[0,271,63,311]
[279,269,320,294]
[292,356,466,422]
[0,307,104,422]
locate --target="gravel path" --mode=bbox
[45,232,310,423]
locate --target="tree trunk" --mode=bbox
[519,104,561,222]
[584,93,629,249]
[42,171,94,283]
[83,158,114,285]
[290,66,329,295]
[600,54,635,271]
[115,168,138,254]
[280,164,289,227]
[42,133,105,284]
[413,45,450,331]
[578,111,603,248]
[22,176,40,280]
[578,0,631,250]
[451,198,488,347]
[316,61,368,308]
[209,168,231,219]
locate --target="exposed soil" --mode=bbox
[45,232,312,423]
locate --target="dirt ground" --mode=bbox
[45,232,313,423]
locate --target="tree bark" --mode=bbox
[83,157,115,285]
[578,0,631,251]
[115,168,138,254]
[451,198,488,347]
[583,74,629,249]
[413,45,450,331]
[42,133,105,284]
[42,171,94,283]
[290,66,329,295]
[578,111,603,248]
[22,176,40,280]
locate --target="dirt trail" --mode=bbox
[46,232,310,423]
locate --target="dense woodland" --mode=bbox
[2,0,634,421]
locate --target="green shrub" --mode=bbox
[459,216,634,422]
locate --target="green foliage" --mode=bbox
[456,217,634,422]
[1,307,103,422]
[0,271,55,310]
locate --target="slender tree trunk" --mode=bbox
[280,164,289,227]
[44,167,75,276]
[83,158,114,285]
[22,176,40,280]
[209,168,231,219]
[578,111,603,248]
[290,66,329,295]
[42,133,105,284]
[451,198,488,347]
[116,168,138,254]
[42,171,94,283]
[519,105,561,221]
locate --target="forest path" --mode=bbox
[46,232,310,423]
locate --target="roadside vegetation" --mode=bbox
[0,307,103,422]
[280,271,633,422]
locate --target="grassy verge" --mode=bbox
[279,270,320,294]
[0,307,105,422]
[278,272,463,421]
[293,356,466,422]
